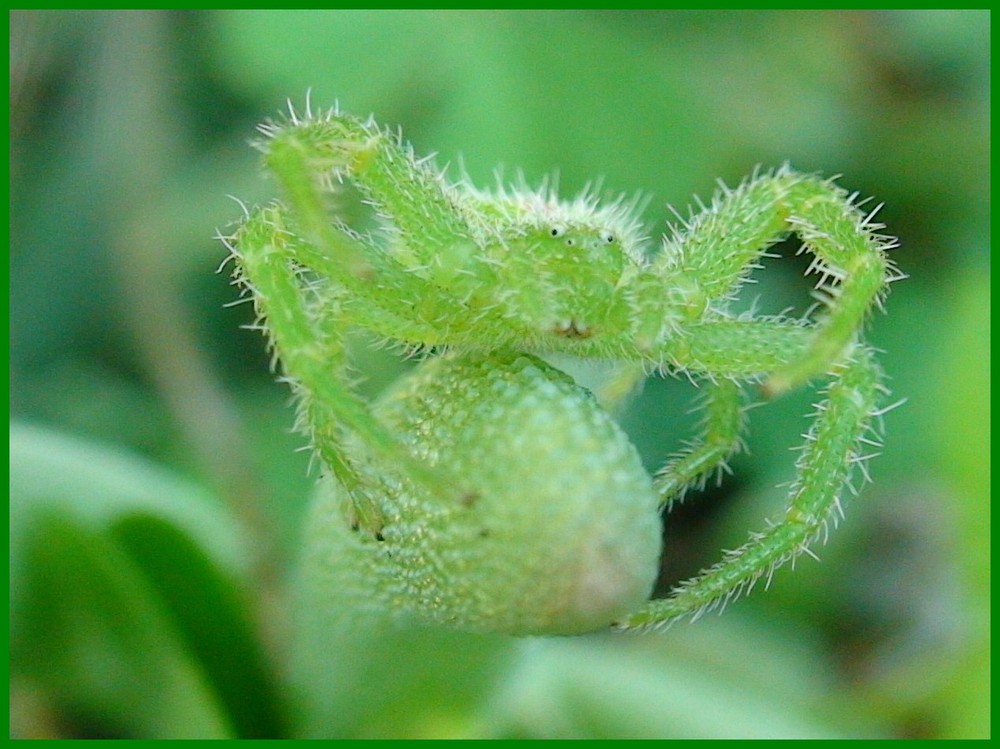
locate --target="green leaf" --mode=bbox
[10,421,286,738]
[10,512,233,738]
[492,617,886,739]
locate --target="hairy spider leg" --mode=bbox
[289,114,485,284]
[261,113,520,345]
[271,213,463,345]
[566,317,813,376]
[564,318,811,507]
[262,132,476,319]
[673,318,814,377]
[652,378,745,509]
[617,344,883,629]
[762,174,897,395]
[646,167,895,394]
[232,207,467,535]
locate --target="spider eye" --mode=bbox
[549,225,566,238]
[599,230,615,244]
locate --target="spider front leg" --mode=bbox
[617,342,884,630]
[647,167,900,394]
[256,104,528,349]
[228,205,461,534]
[609,169,898,627]
[258,105,490,290]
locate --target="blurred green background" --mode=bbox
[9,10,989,739]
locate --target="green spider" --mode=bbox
[225,101,901,636]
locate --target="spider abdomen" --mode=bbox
[318,352,662,636]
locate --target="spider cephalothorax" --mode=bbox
[226,101,902,634]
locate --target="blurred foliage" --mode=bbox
[9,9,989,739]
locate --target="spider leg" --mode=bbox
[576,318,814,378]
[674,318,814,378]
[229,207,461,535]
[258,108,522,346]
[761,173,899,395]
[653,378,745,510]
[616,344,884,630]
[260,108,496,289]
[648,167,899,394]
